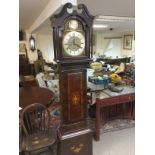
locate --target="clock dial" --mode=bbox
[62,31,85,56]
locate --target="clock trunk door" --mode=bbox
[59,69,87,124]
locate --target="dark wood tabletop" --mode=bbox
[19,87,55,108]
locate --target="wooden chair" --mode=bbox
[22,75,39,87]
[21,103,56,154]
[19,111,24,155]
[34,60,45,75]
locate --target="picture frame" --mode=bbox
[123,35,133,50]
[19,43,26,53]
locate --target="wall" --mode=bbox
[36,33,54,63]
[21,31,134,63]
[104,39,122,58]
[19,33,38,63]
[20,32,55,63]
[94,31,135,58]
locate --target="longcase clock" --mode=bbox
[51,3,94,155]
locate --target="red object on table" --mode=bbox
[19,87,55,108]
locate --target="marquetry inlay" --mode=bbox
[72,95,79,105]
[70,143,84,153]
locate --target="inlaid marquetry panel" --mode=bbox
[59,69,87,124]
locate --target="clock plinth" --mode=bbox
[57,120,93,155]
[51,3,94,155]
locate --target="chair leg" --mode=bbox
[19,150,23,155]
[48,143,57,155]
[48,146,54,154]
[23,151,31,155]
[53,143,57,155]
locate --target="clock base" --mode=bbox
[57,121,93,155]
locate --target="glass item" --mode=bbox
[29,35,35,51]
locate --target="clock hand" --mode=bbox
[76,44,81,48]
[73,38,81,48]
[73,38,75,44]
[64,42,73,45]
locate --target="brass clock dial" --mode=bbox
[62,31,85,56]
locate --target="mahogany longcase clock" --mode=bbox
[51,3,93,124]
[51,3,94,155]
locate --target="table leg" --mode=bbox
[95,100,100,141]
[132,101,135,119]
[126,101,134,119]
[129,102,133,118]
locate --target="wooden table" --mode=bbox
[94,85,135,141]
[19,87,55,108]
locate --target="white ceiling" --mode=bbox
[19,0,135,33]
[19,0,50,30]
[78,0,135,17]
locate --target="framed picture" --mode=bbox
[123,35,133,50]
[19,43,26,53]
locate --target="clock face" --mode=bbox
[62,31,85,56]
